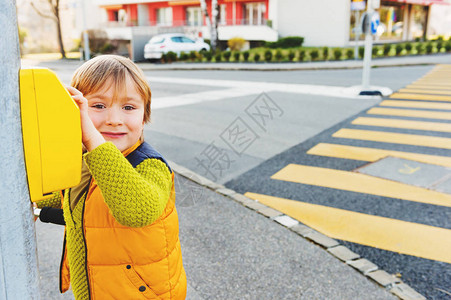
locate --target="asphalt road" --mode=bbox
[38,61,450,298]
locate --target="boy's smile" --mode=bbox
[85,75,145,152]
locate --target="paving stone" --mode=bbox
[327,245,360,262]
[347,258,378,275]
[215,188,237,196]
[243,200,267,211]
[273,215,299,228]
[257,207,283,218]
[306,231,339,248]
[367,270,402,287]
[390,283,426,300]
[290,224,315,237]
[230,193,251,204]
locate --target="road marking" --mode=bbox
[270,164,451,207]
[151,87,261,109]
[398,88,451,95]
[147,76,369,99]
[380,100,451,110]
[390,93,451,102]
[367,107,451,120]
[307,143,451,167]
[333,128,451,149]
[398,164,421,174]
[351,116,451,132]
[244,192,451,264]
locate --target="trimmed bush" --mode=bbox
[333,48,342,60]
[264,49,273,62]
[233,52,241,61]
[425,42,433,54]
[179,52,189,61]
[359,47,364,59]
[189,51,197,61]
[310,49,319,61]
[215,52,222,62]
[288,50,296,61]
[437,41,443,52]
[254,53,261,62]
[415,43,423,54]
[228,37,246,51]
[204,51,213,61]
[405,42,413,52]
[166,51,177,62]
[346,49,354,60]
[243,51,250,61]
[322,47,329,60]
[372,46,379,57]
[275,49,283,61]
[383,44,391,56]
[445,41,451,52]
[395,44,404,56]
[299,49,306,61]
[266,36,304,49]
[223,51,232,61]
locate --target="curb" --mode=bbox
[168,159,426,300]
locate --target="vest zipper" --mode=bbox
[81,177,93,300]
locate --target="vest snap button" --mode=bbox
[139,286,146,292]
[126,265,131,269]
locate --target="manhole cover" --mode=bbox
[356,156,451,194]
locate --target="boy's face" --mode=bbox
[85,75,145,152]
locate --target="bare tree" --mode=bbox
[200,0,219,52]
[30,0,66,58]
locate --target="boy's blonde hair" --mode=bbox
[70,55,152,124]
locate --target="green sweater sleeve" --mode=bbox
[36,191,62,209]
[84,142,172,228]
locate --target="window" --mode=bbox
[186,7,202,26]
[243,2,266,25]
[219,4,227,25]
[157,7,173,26]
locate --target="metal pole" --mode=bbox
[81,0,90,60]
[0,1,41,299]
[361,0,373,90]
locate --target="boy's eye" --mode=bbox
[123,105,135,111]
[92,104,106,109]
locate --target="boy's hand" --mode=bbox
[66,86,105,152]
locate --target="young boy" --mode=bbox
[37,55,186,299]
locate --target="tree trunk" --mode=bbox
[54,3,66,58]
[211,0,219,51]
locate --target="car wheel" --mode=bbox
[201,48,207,52]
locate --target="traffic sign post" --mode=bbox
[359,0,383,96]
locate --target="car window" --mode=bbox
[149,36,165,44]
[171,37,183,43]
[181,37,195,43]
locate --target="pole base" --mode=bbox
[359,90,383,96]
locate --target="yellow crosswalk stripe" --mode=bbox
[390,93,451,102]
[367,107,451,120]
[307,143,451,167]
[245,192,451,264]
[380,100,451,110]
[333,128,451,149]
[406,84,451,89]
[352,116,451,132]
[270,164,451,207]
[398,88,451,95]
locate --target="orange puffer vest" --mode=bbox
[61,142,187,299]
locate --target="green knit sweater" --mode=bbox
[38,142,172,300]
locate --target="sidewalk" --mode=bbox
[36,162,410,299]
[21,52,451,72]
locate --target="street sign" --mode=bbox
[361,11,380,35]
[351,0,366,11]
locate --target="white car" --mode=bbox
[144,33,210,60]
